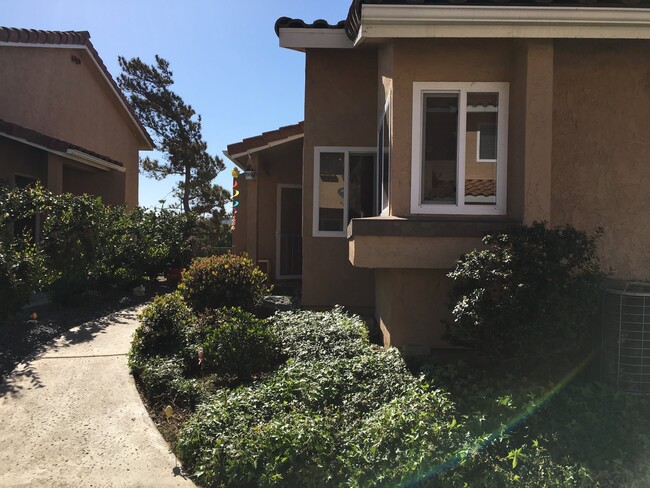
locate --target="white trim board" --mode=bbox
[357,5,650,42]
[279,28,353,52]
[0,132,125,173]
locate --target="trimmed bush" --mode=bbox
[131,293,194,357]
[272,306,370,361]
[447,222,606,361]
[201,308,281,379]
[179,253,270,312]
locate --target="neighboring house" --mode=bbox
[0,27,153,207]
[230,0,650,353]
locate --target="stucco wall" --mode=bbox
[0,46,141,206]
[303,48,377,311]
[376,268,452,351]
[551,40,650,280]
[0,138,47,183]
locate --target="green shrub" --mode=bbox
[0,238,49,318]
[131,293,194,357]
[175,330,451,487]
[130,355,207,409]
[179,253,270,312]
[272,306,370,361]
[447,222,606,361]
[201,308,280,379]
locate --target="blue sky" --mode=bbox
[3,0,352,209]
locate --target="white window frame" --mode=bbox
[313,146,376,237]
[410,81,509,215]
[377,95,392,216]
[476,122,498,163]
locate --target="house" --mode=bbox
[0,27,153,207]
[229,0,650,354]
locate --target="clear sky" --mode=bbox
[2,0,352,210]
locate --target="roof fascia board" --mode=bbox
[1,42,154,150]
[222,151,248,171]
[228,133,305,160]
[0,131,125,173]
[358,5,650,40]
[65,149,125,172]
[279,28,353,51]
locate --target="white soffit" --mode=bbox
[279,28,353,51]
[357,5,650,42]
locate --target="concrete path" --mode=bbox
[0,305,196,488]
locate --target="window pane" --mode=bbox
[318,152,345,232]
[422,93,458,204]
[349,153,376,221]
[382,113,390,212]
[465,92,498,205]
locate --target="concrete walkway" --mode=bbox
[0,305,196,488]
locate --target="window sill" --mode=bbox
[348,216,517,269]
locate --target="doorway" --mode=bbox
[276,185,302,279]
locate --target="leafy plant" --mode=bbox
[271,306,370,361]
[131,293,194,357]
[201,308,281,380]
[179,253,270,312]
[446,222,607,361]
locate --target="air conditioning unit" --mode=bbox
[602,282,650,394]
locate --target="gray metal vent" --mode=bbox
[602,282,650,394]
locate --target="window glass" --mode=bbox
[318,152,345,232]
[349,153,376,220]
[381,112,390,212]
[422,93,459,204]
[465,92,498,205]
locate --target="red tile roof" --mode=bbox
[465,179,496,198]
[0,26,154,150]
[0,118,124,168]
[226,122,304,157]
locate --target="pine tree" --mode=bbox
[117,55,228,215]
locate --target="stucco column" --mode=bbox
[245,153,259,263]
[47,154,63,195]
[522,40,554,224]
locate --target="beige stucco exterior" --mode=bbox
[301,48,378,313]
[551,40,650,280]
[255,10,650,352]
[0,44,149,206]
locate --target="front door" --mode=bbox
[276,185,302,279]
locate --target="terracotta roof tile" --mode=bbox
[465,179,496,197]
[0,26,154,149]
[0,118,124,168]
[227,122,304,157]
